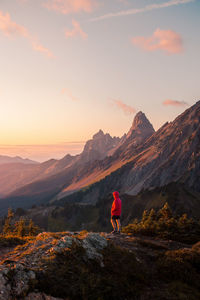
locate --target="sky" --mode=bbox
[0,0,199,161]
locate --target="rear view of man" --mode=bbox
[111,191,122,234]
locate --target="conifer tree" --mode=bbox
[141,210,149,223]
[28,219,39,236]
[158,202,172,219]
[3,208,14,235]
[16,218,26,237]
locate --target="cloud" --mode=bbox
[0,10,54,58]
[163,99,188,106]
[44,0,98,14]
[111,99,136,115]
[65,20,88,39]
[61,88,79,101]
[89,0,194,22]
[0,10,28,37]
[31,40,54,58]
[132,28,183,54]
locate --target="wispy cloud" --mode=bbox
[44,0,98,14]
[61,88,79,101]
[132,29,183,54]
[31,40,54,58]
[65,20,88,39]
[163,99,188,106]
[89,0,194,22]
[111,99,136,115]
[0,10,54,58]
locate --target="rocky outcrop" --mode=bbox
[0,231,199,300]
[0,264,36,299]
[80,130,120,163]
[126,111,155,141]
[0,232,108,299]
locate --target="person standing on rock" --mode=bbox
[111,191,122,234]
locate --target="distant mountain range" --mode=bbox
[0,155,37,165]
[0,101,200,218]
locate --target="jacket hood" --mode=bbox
[113,191,119,200]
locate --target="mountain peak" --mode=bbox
[126,111,155,140]
[132,111,153,130]
[93,129,104,139]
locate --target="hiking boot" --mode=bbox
[111,230,117,234]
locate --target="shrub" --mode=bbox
[1,208,40,238]
[122,202,200,243]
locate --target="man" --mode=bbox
[111,191,122,234]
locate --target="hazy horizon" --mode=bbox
[0,142,86,162]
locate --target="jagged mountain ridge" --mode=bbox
[0,112,155,213]
[1,102,200,215]
[79,130,120,163]
[56,100,200,206]
[0,130,121,197]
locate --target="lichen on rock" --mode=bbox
[82,233,108,262]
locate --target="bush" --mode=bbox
[1,208,40,238]
[157,246,200,289]
[122,202,200,244]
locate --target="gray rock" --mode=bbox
[82,233,108,261]
[0,271,11,300]
[50,235,79,253]
[13,264,36,296]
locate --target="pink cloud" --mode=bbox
[132,28,183,54]
[0,10,28,37]
[31,40,54,58]
[112,99,136,115]
[163,99,188,106]
[61,88,79,101]
[44,0,98,14]
[0,10,54,58]
[65,20,88,40]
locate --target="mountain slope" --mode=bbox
[0,130,121,197]
[57,100,200,205]
[0,154,78,196]
[1,101,200,214]
[0,112,155,212]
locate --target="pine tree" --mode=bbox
[28,219,39,236]
[141,210,149,223]
[3,208,14,235]
[158,202,172,219]
[16,218,26,237]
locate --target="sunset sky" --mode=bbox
[0,0,199,161]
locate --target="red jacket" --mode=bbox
[111,191,122,216]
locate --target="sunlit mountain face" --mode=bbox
[0,1,199,225]
[0,101,199,220]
